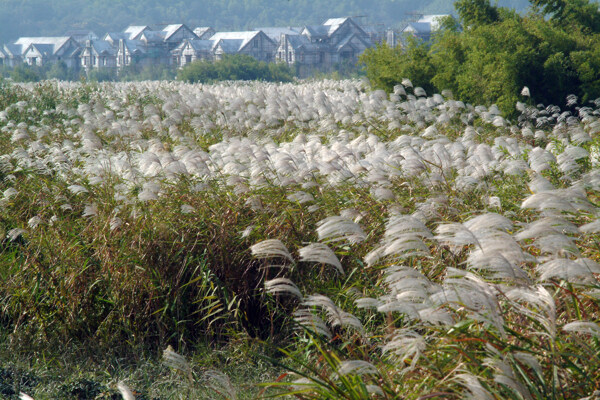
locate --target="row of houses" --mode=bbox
[0,15,449,78]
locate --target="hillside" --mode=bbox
[0,0,532,43]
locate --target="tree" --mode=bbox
[455,0,500,28]
[360,37,435,94]
[530,0,600,31]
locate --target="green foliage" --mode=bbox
[362,0,600,116]
[118,62,177,81]
[455,0,500,27]
[531,0,600,31]
[46,61,81,81]
[177,54,295,83]
[86,67,117,82]
[361,38,435,94]
[9,64,42,82]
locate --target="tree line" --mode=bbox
[361,0,600,116]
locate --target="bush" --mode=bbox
[177,54,295,83]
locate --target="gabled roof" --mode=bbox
[193,27,215,39]
[188,39,213,51]
[120,39,146,54]
[66,29,99,42]
[3,43,22,56]
[323,17,350,35]
[89,40,116,55]
[210,31,263,51]
[160,24,197,41]
[25,43,54,57]
[14,37,75,55]
[254,27,301,42]
[283,34,329,51]
[124,25,150,40]
[403,22,432,34]
[104,32,128,42]
[140,30,166,43]
[214,39,244,53]
[302,25,329,39]
[336,33,371,51]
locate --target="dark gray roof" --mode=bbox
[189,39,213,51]
[90,40,116,55]
[4,43,22,56]
[302,25,329,38]
[215,39,244,53]
[284,34,329,51]
[336,33,371,51]
[255,27,301,42]
[403,22,432,34]
[140,30,166,43]
[27,43,54,56]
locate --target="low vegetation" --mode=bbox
[177,54,295,83]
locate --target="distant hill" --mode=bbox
[0,0,532,44]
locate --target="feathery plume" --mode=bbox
[316,216,366,244]
[264,278,303,300]
[117,382,135,400]
[298,243,344,274]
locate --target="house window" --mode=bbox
[185,55,192,64]
[253,40,258,48]
[288,52,292,63]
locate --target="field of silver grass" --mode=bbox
[2,78,600,399]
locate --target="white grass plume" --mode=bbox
[162,345,193,382]
[293,308,332,339]
[537,257,600,283]
[316,215,366,245]
[117,382,135,400]
[507,285,556,338]
[203,369,238,400]
[264,278,303,300]
[484,357,533,400]
[432,269,505,336]
[298,242,344,274]
[382,330,426,371]
[337,360,379,376]
[302,294,364,334]
[563,321,600,338]
[455,373,494,400]
[250,239,294,263]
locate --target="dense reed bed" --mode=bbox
[1,78,599,399]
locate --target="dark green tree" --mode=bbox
[455,0,500,28]
[530,0,600,31]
